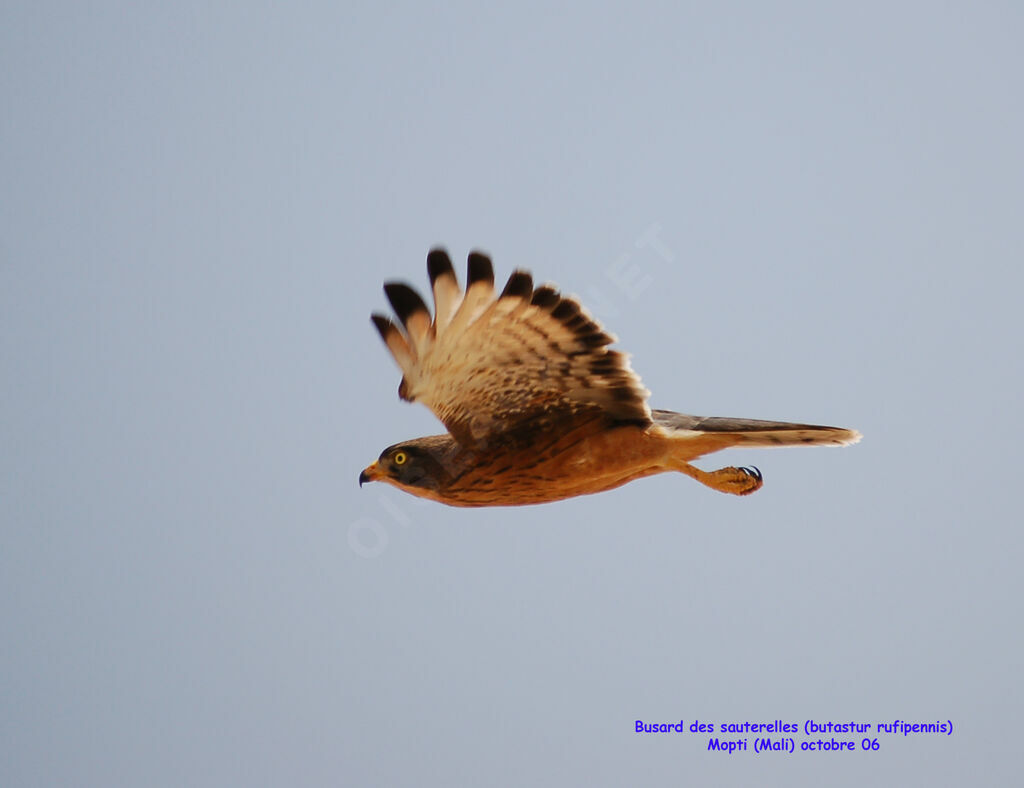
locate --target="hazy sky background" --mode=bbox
[3,2,1022,785]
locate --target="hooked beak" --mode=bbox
[359,462,382,487]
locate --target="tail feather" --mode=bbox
[653,409,861,448]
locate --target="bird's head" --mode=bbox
[359,438,455,498]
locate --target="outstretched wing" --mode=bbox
[371,248,651,446]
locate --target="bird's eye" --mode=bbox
[393,451,408,465]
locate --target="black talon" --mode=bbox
[742,466,762,481]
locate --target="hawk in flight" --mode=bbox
[359,249,859,506]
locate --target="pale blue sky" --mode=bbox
[3,2,1022,785]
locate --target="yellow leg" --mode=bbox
[671,461,763,496]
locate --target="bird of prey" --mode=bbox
[359,249,859,506]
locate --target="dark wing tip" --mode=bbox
[579,331,614,347]
[467,251,494,287]
[427,248,455,285]
[589,353,622,373]
[500,270,533,299]
[370,313,395,340]
[563,314,589,331]
[383,282,430,325]
[530,286,560,309]
[551,299,581,321]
